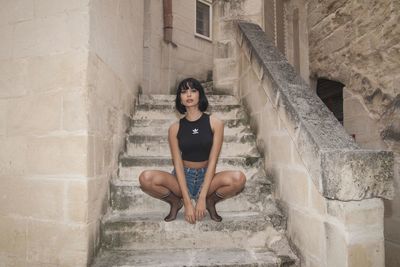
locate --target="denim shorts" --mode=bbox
[172,167,207,200]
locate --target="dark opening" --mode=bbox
[316,78,345,124]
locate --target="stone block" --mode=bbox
[0,0,34,26]
[29,50,87,93]
[0,216,27,257]
[67,180,89,223]
[269,133,293,165]
[214,58,239,83]
[326,222,347,267]
[0,58,29,98]
[242,82,267,116]
[288,208,326,260]
[348,239,384,267]
[385,241,400,267]
[34,0,88,17]
[0,136,28,176]
[384,217,400,244]
[27,135,88,175]
[0,176,65,220]
[309,178,327,215]
[279,168,309,207]
[7,92,62,135]
[26,220,88,266]
[320,150,394,200]
[63,89,88,131]
[0,100,6,136]
[327,198,384,230]
[13,16,71,58]
[0,25,13,60]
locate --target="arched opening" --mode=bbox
[316,78,345,124]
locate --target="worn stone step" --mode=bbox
[117,161,266,185]
[101,211,288,251]
[136,103,241,113]
[129,124,253,136]
[133,108,248,121]
[125,137,259,158]
[110,176,274,213]
[138,94,240,106]
[119,156,261,170]
[130,118,249,129]
[91,247,293,267]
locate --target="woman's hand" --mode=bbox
[184,201,196,224]
[195,197,207,221]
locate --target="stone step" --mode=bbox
[129,124,253,136]
[119,156,261,170]
[130,118,249,129]
[136,103,241,112]
[132,109,248,121]
[91,247,294,267]
[125,137,259,158]
[110,177,274,213]
[100,211,288,251]
[118,161,266,186]
[138,94,240,106]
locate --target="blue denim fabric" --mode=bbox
[172,167,207,200]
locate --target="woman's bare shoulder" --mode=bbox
[209,114,224,129]
[168,121,180,135]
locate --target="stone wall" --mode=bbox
[213,0,263,95]
[0,0,144,265]
[306,1,400,265]
[143,0,213,94]
[86,0,144,262]
[0,1,91,266]
[236,21,393,267]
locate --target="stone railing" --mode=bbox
[236,22,394,201]
[233,21,394,266]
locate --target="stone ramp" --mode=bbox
[91,94,298,266]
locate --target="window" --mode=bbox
[196,0,212,40]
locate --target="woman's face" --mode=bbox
[180,87,200,108]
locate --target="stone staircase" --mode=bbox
[91,94,298,266]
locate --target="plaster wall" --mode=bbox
[0,0,91,266]
[143,0,213,94]
[306,1,400,265]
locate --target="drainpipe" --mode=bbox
[163,0,176,46]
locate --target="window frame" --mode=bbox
[194,0,213,41]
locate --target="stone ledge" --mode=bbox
[236,21,394,201]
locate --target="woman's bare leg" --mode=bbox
[138,170,183,221]
[205,170,246,221]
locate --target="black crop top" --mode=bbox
[177,113,213,162]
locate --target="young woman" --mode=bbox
[139,78,246,224]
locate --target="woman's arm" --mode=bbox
[168,122,196,224]
[195,115,224,219]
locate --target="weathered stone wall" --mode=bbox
[236,21,392,267]
[284,0,310,83]
[213,0,263,95]
[306,1,400,265]
[143,0,213,94]
[87,0,144,262]
[0,1,90,266]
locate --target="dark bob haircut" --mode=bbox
[175,78,209,114]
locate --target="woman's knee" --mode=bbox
[232,171,246,188]
[139,170,154,188]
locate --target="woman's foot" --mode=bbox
[206,191,224,222]
[161,191,183,222]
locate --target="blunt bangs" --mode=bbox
[175,78,209,114]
